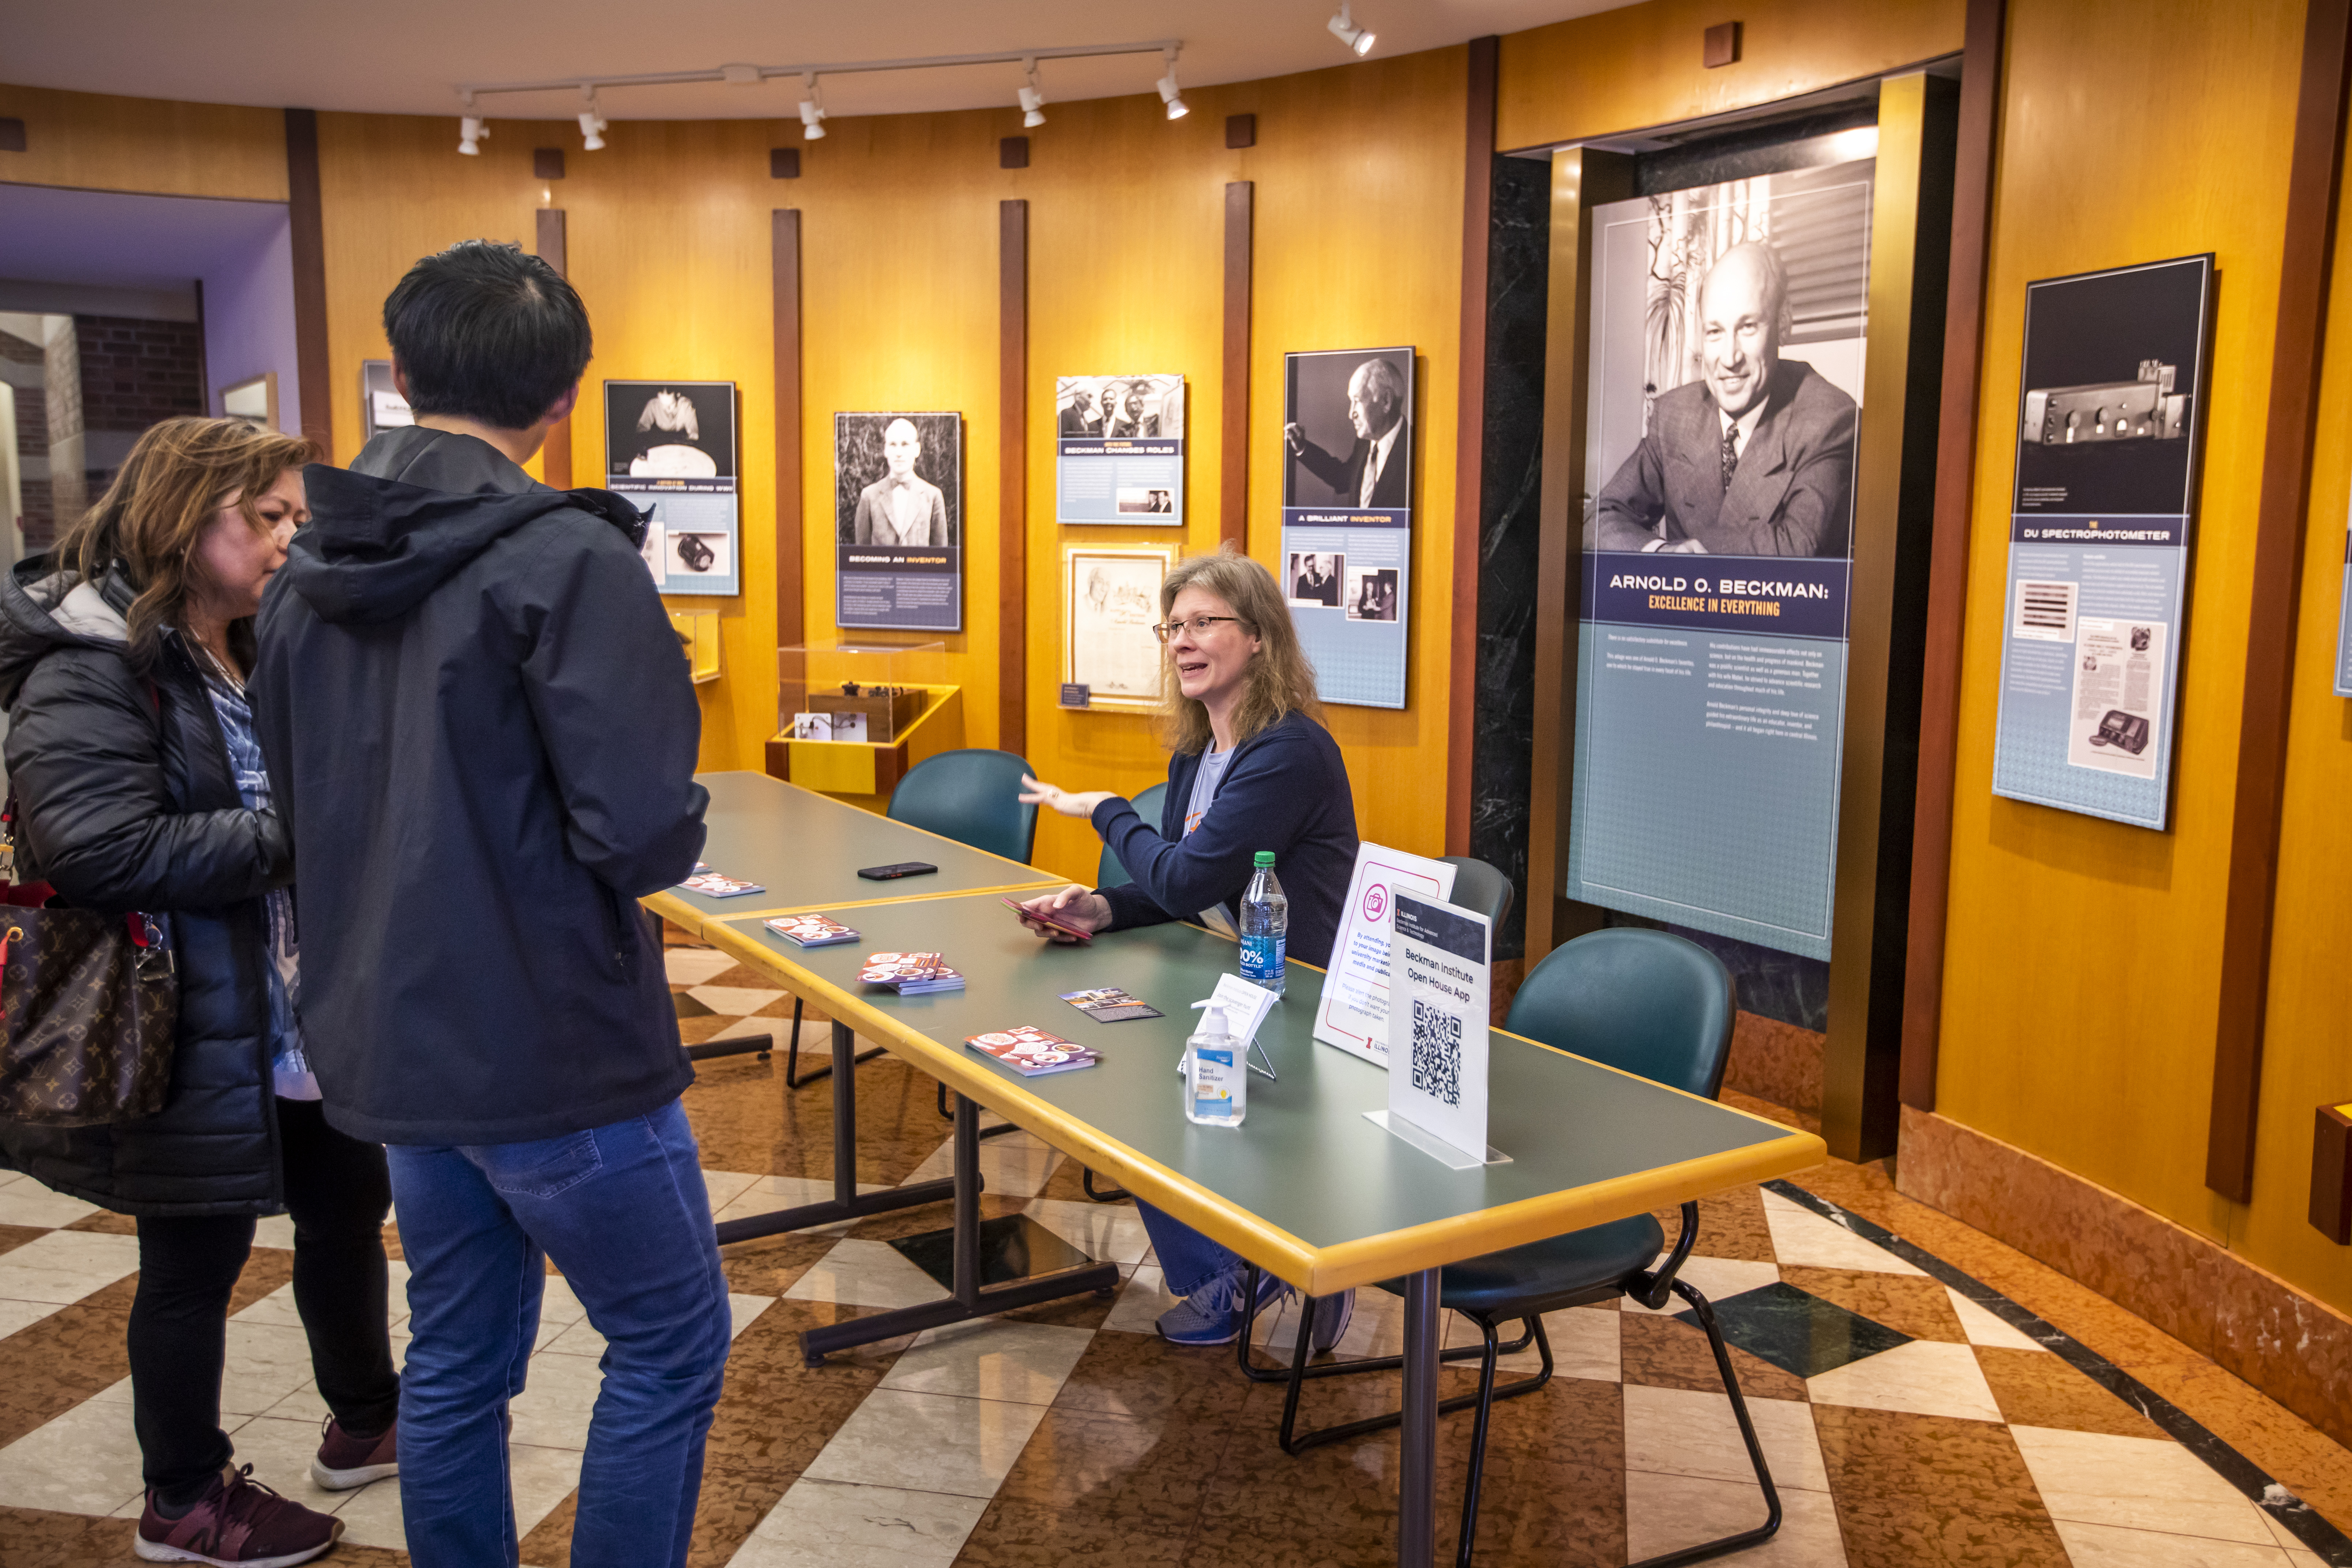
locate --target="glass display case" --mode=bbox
[772,641,960,800]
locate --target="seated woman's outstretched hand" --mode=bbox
[1017,774,1117,819]
[1014,885,1114,943]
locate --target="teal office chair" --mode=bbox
[1238,927,1775,1568]
[887,748,1039,863]
[1094,782,1170,890]
[1439,856,1515,930]
[888,749,1040,1127]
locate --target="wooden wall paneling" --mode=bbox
[1447,38,1500,858]
[774,209,804,660]
[1495,0,1966,153]
[1901,0,2008,1113]
[1001,198,1030,762]
[284,108,333,461]
[2208,0,2352,1203]
[0,83,287,200]
[1524,147,1632,962]
[533,207,571,488]
[1222,181,1254,552]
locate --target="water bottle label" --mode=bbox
[1241,933,1284,982]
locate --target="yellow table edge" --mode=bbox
[697,905,1829,1297]
[646,877,1066,940]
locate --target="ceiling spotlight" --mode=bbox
[799,74,827,140]
[577,89,607,151]
[1156,49,1188,120]
[1328,3,1376,55]
[1019,59,1046,128]
[458,114,488,155]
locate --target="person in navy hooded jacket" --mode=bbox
[1015,544,1360,1348]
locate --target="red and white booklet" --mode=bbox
[965,1025,1103,1076]
[858,952,965,994]
[766,914,859,948]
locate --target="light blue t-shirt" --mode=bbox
[1183,745,1237,934]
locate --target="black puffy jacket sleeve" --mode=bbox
[5,648,291,914]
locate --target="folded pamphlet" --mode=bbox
[1059,986,1164,1023]
[765,914,860,948]
[966,1025,1103,1076]
[679,870,765,898]
[859,951,966,995]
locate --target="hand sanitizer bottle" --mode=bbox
[1240,850,1287,996]
[1185,1004,1246,1127]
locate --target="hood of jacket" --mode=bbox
[0,556,137,708]
[282,426,648,626]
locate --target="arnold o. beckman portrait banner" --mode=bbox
[1564,159,1874,962]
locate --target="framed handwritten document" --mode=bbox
[1062,547,1171,711]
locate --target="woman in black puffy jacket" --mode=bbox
[0,418,398,1565]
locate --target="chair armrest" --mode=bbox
[1627,1200,1701,1312]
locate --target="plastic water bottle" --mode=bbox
[1185,1004,1246,1126]
[1240,850,1288,996]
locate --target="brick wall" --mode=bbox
[0,328,49,548]
[71,315,203,435]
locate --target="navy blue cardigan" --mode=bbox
[1090,710,1359,967]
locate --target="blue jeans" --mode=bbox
[386,1098,731,1568]
[1136,1200,1245,1297]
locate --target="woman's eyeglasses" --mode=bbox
[1151,615,1248,642]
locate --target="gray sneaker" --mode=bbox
[1156,1266,1290,1346]
[1308,1289,1356,1352]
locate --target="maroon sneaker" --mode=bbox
[309,1415,397,1491]
[134,1463,342,1566]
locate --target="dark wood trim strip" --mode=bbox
[774,209,804,656]
[1221,181,1254,552]
[1000,199,1030,760]
[2207,0,2352,1202]
[282,108,332,461]
[1524,148,1633,963]
[533,208,571,489]
[1898,0,2006,1114]
[1447,37,1500,858]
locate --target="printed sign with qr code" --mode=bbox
[1386,892,1491,1161]
[1410,997,1464,1108]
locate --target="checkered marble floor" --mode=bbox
[0,938,2347,1566]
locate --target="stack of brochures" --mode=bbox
[858,952,965,995]
[766,914,859,948]
[966,1026,1102,1076]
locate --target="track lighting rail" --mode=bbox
[454,40,1184,104]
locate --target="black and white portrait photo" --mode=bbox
[1346,567,1399,622]
[1585,166,1870,559]
[835,413,962,548]
[1282,350,1412,511]
[1057,375,1185,442]
[1287,551,1344,607]
[604,381,739,480]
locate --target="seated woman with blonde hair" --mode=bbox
[1016,544,1359,1347]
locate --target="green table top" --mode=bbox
[710,890,1825,1294]
[646,771,1061,936]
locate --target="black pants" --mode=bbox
[131,1098,402,1504]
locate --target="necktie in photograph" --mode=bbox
[1720,424,1741,491]
[1360,448,1379,507]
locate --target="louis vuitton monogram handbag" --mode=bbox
[0,811,179,1127]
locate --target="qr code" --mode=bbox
[1410,998,1463,1108]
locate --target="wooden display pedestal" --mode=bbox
[764,685,963,807]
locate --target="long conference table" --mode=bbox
[645,772,1827,1568]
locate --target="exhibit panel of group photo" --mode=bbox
[1567,159,1873,960]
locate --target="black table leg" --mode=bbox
[1398,1267,1441,1568]
[798,1088,1122,1364]
[715,1020,957,1245]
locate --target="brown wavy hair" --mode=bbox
[53,417,319,669]
[1157,544,1324,755]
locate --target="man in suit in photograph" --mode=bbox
[1592,240,1857,558]
[1059,387,1102,438]
[1105,380,1160,439]
[1291,553,1341,605]
[852,417,949,547]
[1284,357,1409,509]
